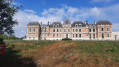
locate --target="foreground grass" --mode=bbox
[0,40,119,67]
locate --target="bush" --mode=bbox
[0,37,4,44]
[62,38,72,41]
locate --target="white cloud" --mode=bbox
[12,2,21,5]
[24,9,36,14]
[91,0,112,3]
[13,4,119,37]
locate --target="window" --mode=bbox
[33,33,35,37]
[45,29,46,32]
[73,29,74,32]
[102,33,104,38]
[45,27,46,32]
[89,29,91,32]
[73,34,74,38]
[101,28,104,31]
[66,34,68,38]
[107,28,109,31]
[75,24,78,27]
[107,33,109,37]
[79,29,81,32]
[68,29,70,32]
[57,29,59,32]
[89,34,91,40]
[33,28,35,32]
[60,29,61,32]
[93,29,95,32]
[53,29,55,32]
[29,28,31,32]
[76,29,78,32]
[64,29,66,32]
[57,24,59,27]
[76,34,78,38]
[79,25,82,27]
[29,33,31,38]
[79,34,81,38]
[93,34,95,39]
[57,34,58,37]
[53,34,55,37]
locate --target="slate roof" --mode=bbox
[88,23,96,28]
[71,21,86,27]
[50,22,62,27]
[97,20,112,25]
[27,22,40,26]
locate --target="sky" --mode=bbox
[12,0,119,38]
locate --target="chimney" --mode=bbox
[85,21,88,24]
[94,20,96,24]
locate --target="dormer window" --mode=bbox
[57,24,59,27]
[79,24,82,27]
[75,24,78,27]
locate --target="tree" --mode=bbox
[0,0,21,44]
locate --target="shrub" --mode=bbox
[62,38,72,41]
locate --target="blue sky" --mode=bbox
[13,0,119,37]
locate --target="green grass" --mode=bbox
[75,41,119,63]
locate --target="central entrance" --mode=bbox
[66,34,68,38]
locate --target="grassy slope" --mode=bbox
[0,40,119,67]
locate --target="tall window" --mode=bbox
[68,29,70,32]
[45,29,46,32]
[79,34,81,38]
[79,29,81,32]
[93,34,95,39]
[107,33,109,37]
[64,29,66,32]
[45,27,46,32]
[53,29,55,32]
[89,29,91,32]
[101,28,104,31]
[93,29,95,32]
[76,34,78,38]
[29,28,31,32]
[57,34,58,37]
[29,33,31,38]
[60,29,61,32]
[33,33,35,38]
[57,29,59,32]
[107,28,109,31]
[33,28,35,32]
[89,34,91,40]
[73,29,74,32]
[53,34,55,37]
[73,34,74,38]
[102,33,104,38]
[76,29,78,32]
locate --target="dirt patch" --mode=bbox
[35,41,76,67]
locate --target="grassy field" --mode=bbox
[0,40,119,67]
